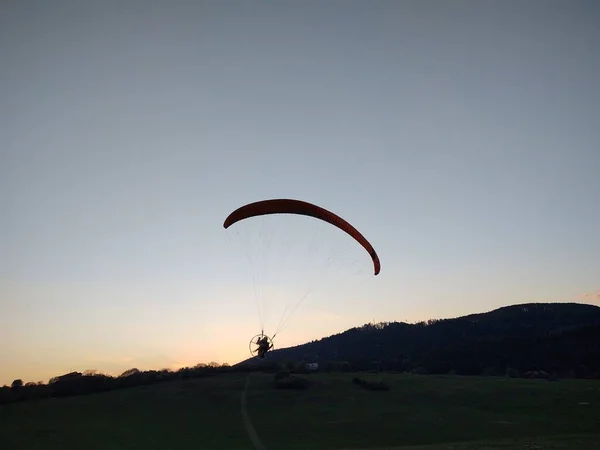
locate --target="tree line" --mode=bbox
[1,364,235,405]
[3,302,600,405]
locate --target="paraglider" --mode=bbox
[249,333,274,358]
[223,198,380,358]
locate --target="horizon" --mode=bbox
[2,1,599,386]
[4,299,600,385]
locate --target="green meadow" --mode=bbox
[1,372,599,450]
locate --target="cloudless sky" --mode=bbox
[1,0,599,385]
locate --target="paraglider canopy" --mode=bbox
[224,199,380,275]
[224,198,381,341]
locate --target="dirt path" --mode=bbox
[241,373,266,450]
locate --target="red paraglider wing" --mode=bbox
[223,199,381,275]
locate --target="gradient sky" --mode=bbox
[1,0,599,386]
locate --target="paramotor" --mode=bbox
[223,198,381,355]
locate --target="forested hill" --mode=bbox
[261,302,600,377]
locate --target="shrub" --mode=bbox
[274,369,291,381]
[273,375,308,390]
[326,361,351,372]
[548,371,559,381]
[525,370,549,379]
[352,377,390,391]
[481,367,497,377]
[293,361,310,374]
[506,367,520,378]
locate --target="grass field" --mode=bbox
[1,372,599,450]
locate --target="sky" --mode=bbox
[1,0,599,386]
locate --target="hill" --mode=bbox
[251,302,600,377]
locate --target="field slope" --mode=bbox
[1,373,599,450]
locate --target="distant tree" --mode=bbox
[506,367,520,378]
[11,379,23,389]
[49,372,82,384]
[481,367,497,377]
[0,385,13,405]
[120,368,140,378]
[293,361,310,374]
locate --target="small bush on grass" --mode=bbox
[273,373,309,390]
[352,377,390,391]
[274,369,291,381]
